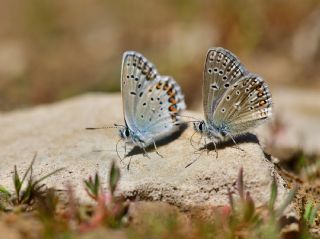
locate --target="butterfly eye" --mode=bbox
[199,122,203,131]
[125,129,130,137]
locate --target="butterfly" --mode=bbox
[118,51,186,155]
[193,47,272,150]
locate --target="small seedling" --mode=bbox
[84,173,100,200]
[0,153,64,211]
[78,160,128,232]
[303,201,319,226]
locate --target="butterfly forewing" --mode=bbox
[212,74,272,135]
[203,48,249,123]
[121,51,158,132]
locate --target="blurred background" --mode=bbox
[1,0,320,155]
[0,0,319,111]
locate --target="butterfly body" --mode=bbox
[194,47,272,145]
[119,51,186,150]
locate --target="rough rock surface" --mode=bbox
[0,93,288,209]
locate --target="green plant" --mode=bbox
[0,154,63,212]
[77,161,128,232]
[199,168,301,239]
[303,201,319,226]
[84,173,100,200]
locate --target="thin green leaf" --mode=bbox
[227,188,234,211]
[303,202,313,222]
[269,177,278,211]
[0,186,10,196]
[94,173,100,195]
[13,165,22,200]
[237,167,244,200]
[244,192,255,222]
[34,168,65,185]
[304,202,319,225]
[109,161,120,194]
[21,153,37,184]
[308,205,319,225]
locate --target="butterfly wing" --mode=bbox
[212,73,272,135]
[203,47,249,124]
[134,75,186,143]
[121,51,158,130]
[121,51,186,145]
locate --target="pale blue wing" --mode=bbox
[134,76,185,144]
[121,51,158,132]
[121,51,186,145]
[203,47,249,124]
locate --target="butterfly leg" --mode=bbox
[213,141,218,159]
[204,138,210,155]
[189,131,198,150]
[141,146,151,159]
[186,149,204,168]
[116,138,124,162]
[126,156,132,171]
[152,140,163,158]
[124,142,127,155]
[229,134,245,154]
[197,133,203,145]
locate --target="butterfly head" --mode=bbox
[119,127,131,141]
[193,120,207,134]
[118,126,147,148]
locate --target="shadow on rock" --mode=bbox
[200,133,260,151]
[125,123,188,157]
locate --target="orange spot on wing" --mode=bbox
[168,105,178,113]
[168,97,177,104]
[163,82,169,90]
[156,82,162,89]
[259,100,266,106]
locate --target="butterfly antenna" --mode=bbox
[114,123,125,128]
[86,123,126,130]
[86,126,119,130]
[179,115,202,123]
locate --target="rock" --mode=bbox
[0,93,288,210]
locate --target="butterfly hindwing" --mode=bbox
[203,48,249,123]
[134,76,185,141]
[212,73,272,135]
